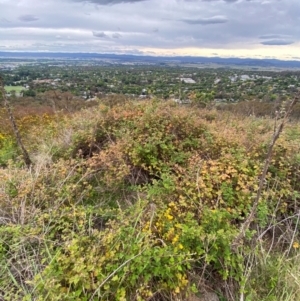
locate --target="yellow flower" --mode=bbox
[293,242,299,249]
[172,235,179,244]
[167,214,173,220]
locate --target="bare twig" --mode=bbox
[231,92,299,251]
[287,210,300,256]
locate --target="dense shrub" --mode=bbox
[0,99,300,301]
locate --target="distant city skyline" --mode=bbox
[0,0,299,60]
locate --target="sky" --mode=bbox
[0,0,300,60]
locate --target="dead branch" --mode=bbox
[231,92,299,251]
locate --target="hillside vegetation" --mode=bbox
[0,99,300,301]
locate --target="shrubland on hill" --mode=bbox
[0,97,300,301]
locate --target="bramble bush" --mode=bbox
[0,99,300,301]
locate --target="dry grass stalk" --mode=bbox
[231,92,299,250]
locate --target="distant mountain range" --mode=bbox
[1,51,300,68]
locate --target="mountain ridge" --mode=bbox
[1,51,300,68]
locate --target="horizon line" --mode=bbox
[1,51,300,63]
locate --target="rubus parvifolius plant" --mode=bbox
[0,98,300,301]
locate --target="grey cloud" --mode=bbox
[74,0,146,5]
[261,39,294,45]
[259,34,292,39]
[18,14,39,22]
[1,0,300,58]
[0,18,10,23]
[182,15,228,25]
[200,0,238,2]
[92,31,108,38]
[112,32,122,38]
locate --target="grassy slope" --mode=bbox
[0,99,300,301]
[4,86,25,93]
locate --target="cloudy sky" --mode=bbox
[0,0,299,59]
